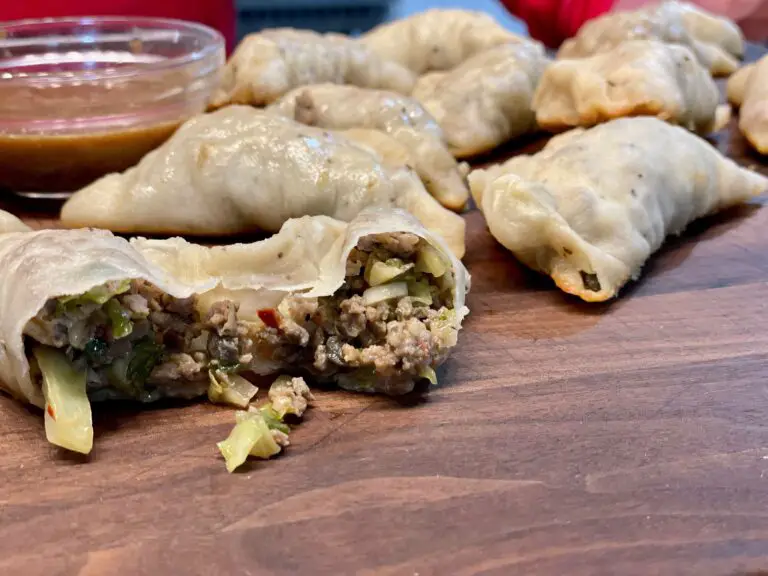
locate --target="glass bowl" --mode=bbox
[0,16,225,196]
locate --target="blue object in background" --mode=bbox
[235,0,527,39]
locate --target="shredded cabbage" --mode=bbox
[33,346,93,454]
[207,370,258,409]
[59,279,132,308]
[218,411,282,472]
[366,257,414,287]
[362,282,408,306]
[430,309,458,348]
[408,279,433,306]
[415,244,447,278]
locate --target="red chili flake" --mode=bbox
[257,308,280,329]
[46,405,55,420]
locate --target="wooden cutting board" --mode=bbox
[0,47,767,576]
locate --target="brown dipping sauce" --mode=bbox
[0,121,179,193]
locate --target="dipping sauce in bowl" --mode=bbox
[0,17,225,196]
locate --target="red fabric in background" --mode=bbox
[500,0,615,48]
[0,0,236,53]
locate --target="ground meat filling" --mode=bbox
[23,233,457,400]
[303,232,457,395]
[24,280,247,402]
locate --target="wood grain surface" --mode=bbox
[1,48,768,576]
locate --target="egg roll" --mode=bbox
[469,117,767,302]
[412,43,548,158]
[534,41,723,134]
[2,208,470,455]
[268,84,469,210]
[727,63,753,107]
[210,28,416,108]
[738,55,768,154]
[361,8,540,75]
[61,106,466,258]
[558,1,743,77]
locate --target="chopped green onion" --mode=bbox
[33,346,93,454]
[127,338,164,387]
[259,404,291,434]
[105,299,134,339]
[83,338,109,367]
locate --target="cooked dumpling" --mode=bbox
[673,1,744,57]
[558,1,743,77]
[361,8,539,75]
[412,43,548,158]
[727,63,754,107]
[0,208,469,455]
[267,84,469,210]
[469,117,767,301]
[738,55,768,154]
[534,40,722,134]
[209,28,416,108]
[0,209,30,233]
[61,106,466,258]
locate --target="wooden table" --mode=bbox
[1,50,768,576]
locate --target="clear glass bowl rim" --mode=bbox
[0,15,226,86]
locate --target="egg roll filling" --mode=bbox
[21,232,458,452]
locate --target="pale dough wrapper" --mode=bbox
[0,229,198,407]
[738,55,768,154]
[361,8,541,75]
[60,106,466,258]
[339,128,471,209]
[469,117,767,302]
[209,28,416,108]
[727,63,753,107]
[412,43,548,159]
[558,1,743,77]
[267,84,469,211]
[0,208,469,408]
[533,41,721,134]
[0,210,31,233]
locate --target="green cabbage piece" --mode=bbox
[408,279,433,306]
[207,370,258,409]
[58,279,132,310]
[419,365,438,386]
[33,346,93,454]
[365,257,414,287]
[218,411,282,472]
[430,309,458,348]
[415,244,447,278]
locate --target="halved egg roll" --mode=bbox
[2,209,469,454]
